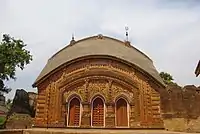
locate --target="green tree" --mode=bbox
[0,34,32,94]
[159,72,174,85]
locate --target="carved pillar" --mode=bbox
[129,103,136,128]
[58,103,66,127]
[139,81,145,125]
[105,103,115,128]
[81,79,91,128]
[142,83,148,126]
[107,80,112,102]
[105,80,115,128]
[134,89,140,122]
[56,88,65,127]
[81,102,91,128]
[57,85,68,127]
[146,83,153,126]
[54,81,62,126]
[84,79,89,102]
[64,102,68,127]
[129,88,142,128]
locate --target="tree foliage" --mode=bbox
[0,34,32,93]
[159,72,174,85]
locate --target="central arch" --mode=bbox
[92,97,105,127]
[116,98,128,127]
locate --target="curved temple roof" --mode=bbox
[33,35,165,87]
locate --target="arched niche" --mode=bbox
[91,95,105,127]
[67,96,82,127]
[115,97,129,127]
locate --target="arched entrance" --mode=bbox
[116,98,128,127]
[92,97,104,127]
[68,98,80,126]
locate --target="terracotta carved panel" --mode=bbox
[34,57,164,128]
[88,79,109,103]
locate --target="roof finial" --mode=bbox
[72,33,75,40]
[124,26,131,46]
[70,33,76,45]
[125,26,129,41]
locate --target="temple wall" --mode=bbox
[34,81,48,127]
[34,81,200,132]
[34,57,200,131]
[34,58,164,128]
[59,78,162,128]
[161,84,200,132]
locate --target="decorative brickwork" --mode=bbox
[34,58,164,128]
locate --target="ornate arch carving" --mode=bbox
[90,93,106,104]
[63,83,86,103]
[61,75,137,105]
[66,93,83,103]
[111,82,135,104]
[114,93,132,104]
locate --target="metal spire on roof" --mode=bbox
[72,33,75,41]
[124,26,131,46]
[125,26,129,41]
[70,33,76,45]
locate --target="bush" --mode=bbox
[0,116,6,129]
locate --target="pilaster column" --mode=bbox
[81,102,91,128]
[105,102,115,128]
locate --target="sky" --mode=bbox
[0,0,200,99]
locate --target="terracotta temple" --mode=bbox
[33,34,166,128]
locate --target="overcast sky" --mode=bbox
[0,0,200,99]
